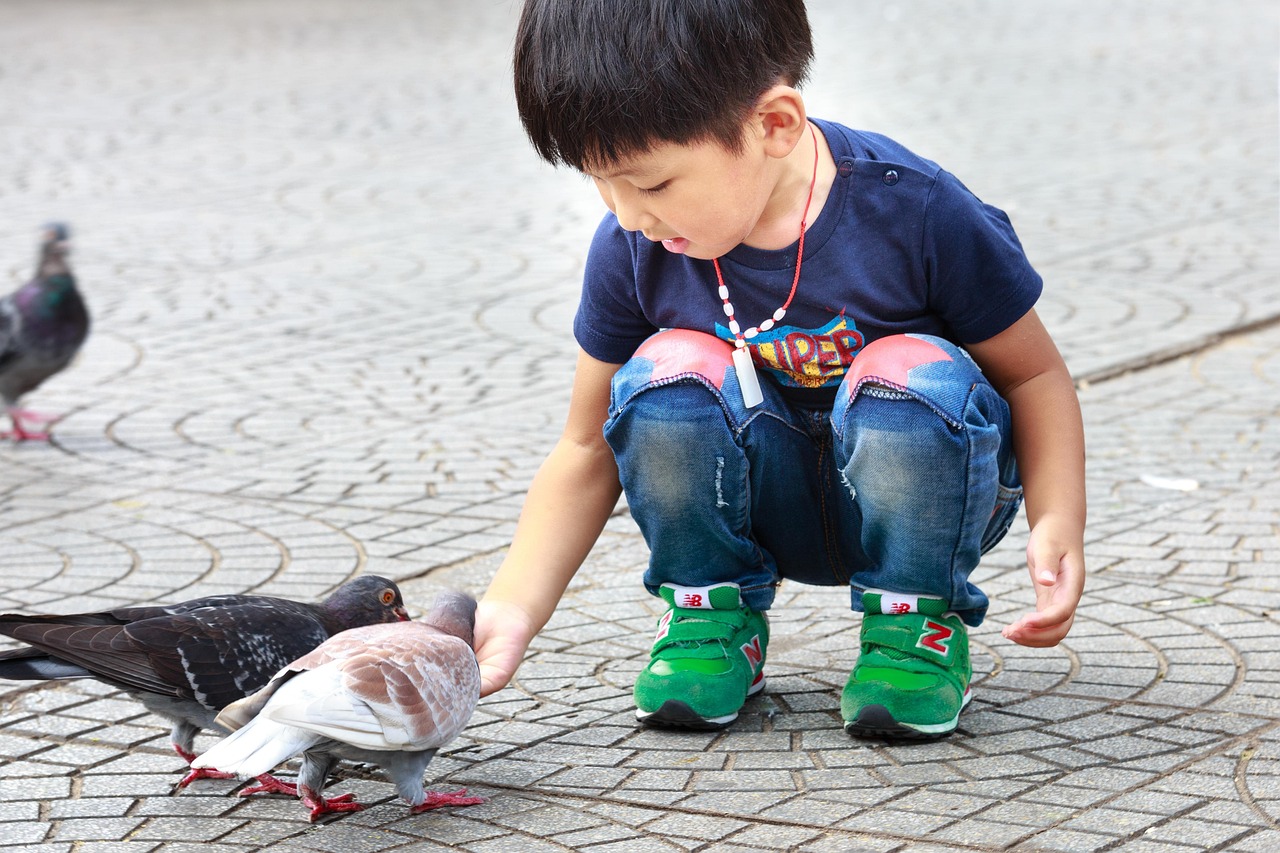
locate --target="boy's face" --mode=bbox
[586,135,775,260]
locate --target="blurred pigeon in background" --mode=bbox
[0,223,90,440]
[0,575,409,786]
[192,591,483,821]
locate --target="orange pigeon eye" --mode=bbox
[381,590,395,605]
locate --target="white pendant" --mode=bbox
[732,346,763,408]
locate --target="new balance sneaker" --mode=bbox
[841,590,971,739]
[634,583,768,729]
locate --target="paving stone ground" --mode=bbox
[0,1,1277,851]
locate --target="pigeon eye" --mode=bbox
[381,590,395,605]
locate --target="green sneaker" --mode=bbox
[634,583,768,729]
[841,590,971,739]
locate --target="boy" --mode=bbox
[475,0,1085,739]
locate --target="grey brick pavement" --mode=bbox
[0,0,1277,850]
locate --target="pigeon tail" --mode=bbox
[192,718,320,779]
[0,652,92,681]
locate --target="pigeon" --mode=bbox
[0,575,409,787]
[0,223,90,441]
[191,591,483,822]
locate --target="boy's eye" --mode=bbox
[637,181,669,195]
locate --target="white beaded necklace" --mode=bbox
[713,124,819,408]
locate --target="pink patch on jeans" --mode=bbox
[635,329,734,390]
[845,335,953,395]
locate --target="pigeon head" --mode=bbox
[423,591,477,649]
[37,222,72,279]
[321,576,409,629]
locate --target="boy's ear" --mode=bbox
[753,85,808,159]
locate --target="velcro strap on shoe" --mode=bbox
[653,605,750,655]
[862,612,961,666]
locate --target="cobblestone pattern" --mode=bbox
[0,1,1276,851]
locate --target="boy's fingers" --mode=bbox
[1028,542,1066,584]
[1003,620,1067,647]
[1002,597,1075,645]
[478,661,514,697]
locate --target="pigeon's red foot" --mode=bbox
[301,784,364,822]
[3,409,57,440]
[177,766,237,787]
[238,774,301,798]
[409,788,486,813]
[0,425,50,441]
[173,745,235,787]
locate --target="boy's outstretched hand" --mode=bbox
[473,598,538,697]
[1001,513,1085,647]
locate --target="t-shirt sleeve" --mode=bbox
[921,170,1043,343]
[573,214,659,364]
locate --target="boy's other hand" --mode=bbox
[474,598,539,697]
[1001,513,1085,647]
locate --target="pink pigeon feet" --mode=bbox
[237,774,316,798]
[2,408,59,441]
[178,765,237,786]
[173,747,297,794]
[174,745,235,787]
[409,788,486,814]
[300,784,364,822]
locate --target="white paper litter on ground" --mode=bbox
[1139,474,1200,492]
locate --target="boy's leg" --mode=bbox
[604,329,843,728]
[831,334,1022,738]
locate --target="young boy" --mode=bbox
[475,0,1085,739]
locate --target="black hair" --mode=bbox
[514,0,813,171]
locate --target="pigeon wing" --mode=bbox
[123,602,331,711]
[0,622,180,697]
[0,593,311,629]
[0,298,20,379]
[261,623,480,752]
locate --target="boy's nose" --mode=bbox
[608,190,657,234]
[612,202,653,233]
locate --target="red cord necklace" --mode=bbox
[714,123,819,408]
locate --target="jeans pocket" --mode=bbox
[980,482,1024,554]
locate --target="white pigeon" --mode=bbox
[192,591,483,821]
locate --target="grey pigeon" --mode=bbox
[0,223,90,440]
[0,575,409,787]
[192,591,483,822]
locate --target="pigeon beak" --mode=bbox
[394,606,410,621]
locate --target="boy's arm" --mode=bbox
[474,349,623,696]
[966,308,1086,648]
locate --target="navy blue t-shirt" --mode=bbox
[574,119,1042,403]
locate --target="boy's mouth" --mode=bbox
[660,237,690,254]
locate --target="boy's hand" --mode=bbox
[1001,513,1085,647]
[474,598,539,697]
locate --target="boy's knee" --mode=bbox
[611,330,770,436]
[843,334,959,398]
[834,334,989,434]
[634,329,735,386]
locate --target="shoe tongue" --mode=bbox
[659,583,742,611]
[863,590,949,617]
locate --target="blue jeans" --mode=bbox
[602,330,1022,627]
